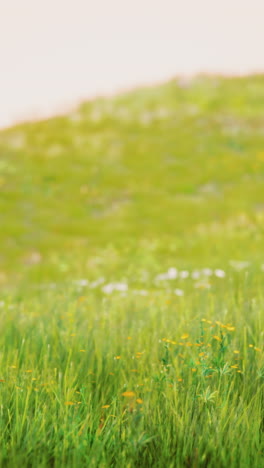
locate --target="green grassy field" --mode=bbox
[0,75,264,467]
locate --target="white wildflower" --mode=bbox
[202,268,213,276]
[133,290,148,296]
[192,271,201,280]
[179,270,189,279]
[155,268,178,281]
[74,279,89,287]
[167,267,178,279]
[102,283,115,294]
[102,282,128,294]
[229,260,250,271]
[174,288,184,296]
[214,269,226,278]
[89,277,105,288]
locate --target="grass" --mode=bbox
[0,74,264,466]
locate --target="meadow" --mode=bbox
[0,75,264,466]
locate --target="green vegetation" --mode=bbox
[0,75,264,466]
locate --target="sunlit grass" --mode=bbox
[0,271,263,467]
[0,75,264,466]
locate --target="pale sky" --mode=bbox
[0,0,263,127]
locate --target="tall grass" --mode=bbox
[0,270,263,467]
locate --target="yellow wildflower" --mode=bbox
[181,333,189,340]
[122,391,136,397]
[213,336,221,342]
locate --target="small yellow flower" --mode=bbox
[136,398,143,404]
[177,378,183,382]
[191,368,197,372]
[181,333,189,340]
[101,405,110,409]
[213,336,221,342]
[248,344,254,348]
[79,349,86,352]
[114,356,121,360]
[199,352,205,357]
[25,370,33,373]
[233,350,239,354]
[127,336,132,340]
[231,365,238,369]
[122,391,136,397]
[78,296,86,302]
[65,401,75,406]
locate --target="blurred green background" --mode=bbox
[0,75,264,288]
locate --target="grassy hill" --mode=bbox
[0,74,264,287]
[0,75,264,467]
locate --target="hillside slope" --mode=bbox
[0,75,264,286]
